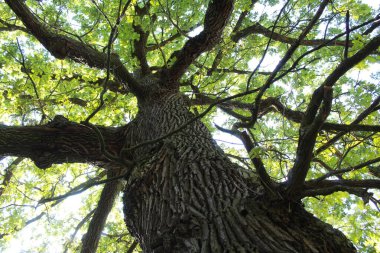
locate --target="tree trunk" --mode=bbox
[121,92,356,252]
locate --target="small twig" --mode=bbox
[16,39,47,120]
[84,0,132,124]
[246,0,291,90]
[313,157,380,183]
[63,209,96,253]
[38,172,130,204]
[344,10,350,59]
[127,240,138,253]
[151,24,167,68]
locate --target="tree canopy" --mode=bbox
[0,0,379,252]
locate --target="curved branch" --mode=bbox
[215,125,276,194]
[232,22,351,47]
[5,0,142,94]
[164,0,234,84]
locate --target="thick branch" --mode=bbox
[5,0,141,94]
[286,86,333,196]
[0,116,124,169]
[165,0,234,83]
[132,3,150,74]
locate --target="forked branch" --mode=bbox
[286,34,380,198]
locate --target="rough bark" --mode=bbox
[121,91,356,253]
[2,1,372,251]
[0,116,125,169]
[0,90,357,252]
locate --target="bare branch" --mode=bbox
[215,125,276,194]
[127,240,138,253]
[238,0,330,130]
[286,85,333,196]
[64,209,96,253]
[304,179,380,194]
[39,171,107,204]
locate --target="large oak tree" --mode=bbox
[0,0,380,252]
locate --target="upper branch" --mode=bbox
[132,3,150,75]
[285,34,380,198]
[5,0,141,94]
[164,0,234,84]
[232,22,351,47]
[0,116,125,169]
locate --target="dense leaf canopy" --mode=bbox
[0,0,379,252]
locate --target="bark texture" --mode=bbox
[0,117,124,168]
[121,90,356,253]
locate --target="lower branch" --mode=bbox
[81,170,124,253]
[0,116,125,169]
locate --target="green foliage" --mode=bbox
[0,0,379,252]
